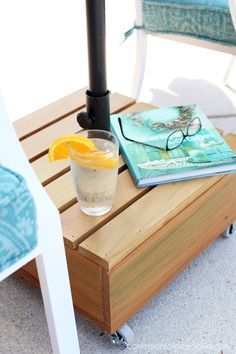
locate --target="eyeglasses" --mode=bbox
[118,116,202,151]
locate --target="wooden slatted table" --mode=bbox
[16,89,236,334]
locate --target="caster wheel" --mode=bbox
[221,222,236,238]
[113,323,134,348]
[100,323,134,348]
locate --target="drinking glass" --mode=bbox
[69,129,119,216]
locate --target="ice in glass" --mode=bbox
[69,130,119,216]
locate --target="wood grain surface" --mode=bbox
[15,90,236,334]
[106,172,236,331]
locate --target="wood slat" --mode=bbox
[20,93,135,162]
[45,171,76,212]
[119,101,156,113]
[32,155,70,186]
[13,87,87,140]
[223,133,236,145]
[60,169,149,249]
[108,92,136,113]
[32,148,125,187]
[21,112,80,162]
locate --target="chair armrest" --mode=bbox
[229,0,236,30]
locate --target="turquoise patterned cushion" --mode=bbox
[0,165,37,272]
[142,0,236,46]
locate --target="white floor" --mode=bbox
[1,1,236,353]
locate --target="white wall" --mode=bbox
[0,0,135,121]
[0,1,235,122]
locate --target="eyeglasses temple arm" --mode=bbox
[118,117,166,151]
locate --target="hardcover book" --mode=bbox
[110,105,236,187]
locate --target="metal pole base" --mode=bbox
[77,90,110,131]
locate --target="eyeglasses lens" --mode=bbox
[187,117,201,136]
[167,130,183,150]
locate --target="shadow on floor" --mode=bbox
[148,78,236,116]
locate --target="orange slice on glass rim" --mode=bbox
[48,134,118,169]
[48,134,97,162]
[72,154,118,169]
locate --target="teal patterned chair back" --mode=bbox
[0,165,37,272]
[142,0,236,46]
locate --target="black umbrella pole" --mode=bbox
[77,0,110,131]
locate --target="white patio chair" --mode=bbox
[0,95,80,354]
[131,0,236,98]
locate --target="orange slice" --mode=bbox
[72,154,118,169]
[48,134,97,162]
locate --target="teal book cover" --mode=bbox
[110,105,236,187]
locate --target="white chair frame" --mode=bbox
[0,95,80,354]
[131,0,236,98]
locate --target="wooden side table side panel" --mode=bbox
[21,250,106,330]
[106,173,236,332]
[66,248,105,327]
